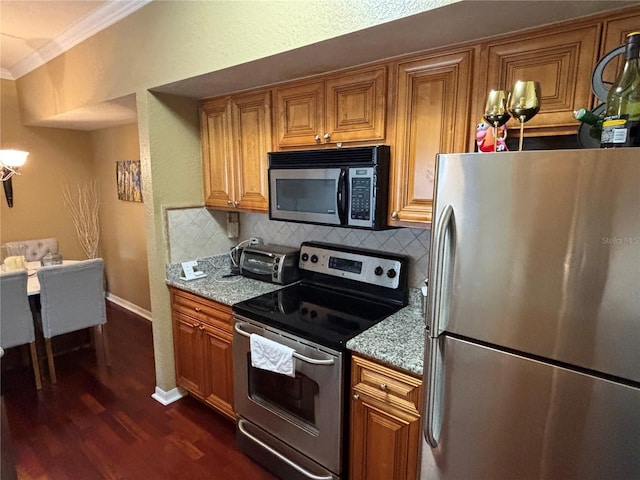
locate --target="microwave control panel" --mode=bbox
[348,167,375,227]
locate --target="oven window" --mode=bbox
[247,353,319,425]
[276,179,336,214]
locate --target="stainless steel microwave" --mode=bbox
[268,145,390,229]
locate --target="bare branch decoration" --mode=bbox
[62,181,100,259]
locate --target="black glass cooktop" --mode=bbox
[232,283,402,351]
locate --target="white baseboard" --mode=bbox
[151,386,187,406]
[105,292,152,322]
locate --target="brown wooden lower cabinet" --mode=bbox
[350,355,424,480]
[169,287,235,420]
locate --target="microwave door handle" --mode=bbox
[337,168,348,224]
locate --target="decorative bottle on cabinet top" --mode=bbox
[600,31,640,148]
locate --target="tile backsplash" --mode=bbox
[166,207,430,288]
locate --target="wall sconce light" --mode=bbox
[1,149,29,208]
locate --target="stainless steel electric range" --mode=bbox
[232,241,409,480]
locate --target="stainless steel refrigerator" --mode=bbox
[421,149,640,480]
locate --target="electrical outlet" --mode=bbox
[249,237,263,246]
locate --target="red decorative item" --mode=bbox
[476,120,508,152]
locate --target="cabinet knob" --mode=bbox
[391,211,399,219]
[379,383,387,391]
[199,324,205,331]
[353,393,360,400]
[227,200,233,205]
[194,307,202,313]
[323,133,330,141]
[314,134,321,142]
[234,201,240,207]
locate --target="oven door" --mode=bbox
[269,168,345,225]
[233,316,344,475]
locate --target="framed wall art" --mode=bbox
[116,160,142,202]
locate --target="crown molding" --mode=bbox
[7,0,152,80]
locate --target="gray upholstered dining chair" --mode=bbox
[6,238,59,262]
[0,270,42,389]
[37,258,111,384]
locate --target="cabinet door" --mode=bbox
[350,393,422,480]
[172,312,205,399]
[350,355,423,480]
[231,91,271,212]
[201,97,235,209]
[325,66,387,144]
[390,49,473,226]
[275,81,325,147]
[482,24,600,135]
[202,324,235,420]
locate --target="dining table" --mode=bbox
[26,260,80,296]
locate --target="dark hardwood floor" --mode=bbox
[1,301,277,480]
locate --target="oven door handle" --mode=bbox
[238,419,334,480]
[234,323,335,366]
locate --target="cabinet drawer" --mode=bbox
[170,288,233,331]
[352,355,422,411]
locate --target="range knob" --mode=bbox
[311,254,319,263]
[387,269,397,279]
[374,266,384,276]
[301,253,309,262]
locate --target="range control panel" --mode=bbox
[299,242,405,290]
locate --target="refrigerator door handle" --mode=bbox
[424,334,444,447]
[427,204,455,338]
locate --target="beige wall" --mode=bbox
[1,79,150,312]
[137,91,202,392]
[89,124,151,311]
[16,0,441,125]
[1,79,93,261]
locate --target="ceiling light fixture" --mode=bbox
[1,149,29,208]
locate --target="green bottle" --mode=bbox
[600,31,640,148]
[574,108,603,140]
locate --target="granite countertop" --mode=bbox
[166,255,426,377]
[165,255,284,305]
[346,300,425,377]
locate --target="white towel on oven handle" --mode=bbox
[250,333,295,377]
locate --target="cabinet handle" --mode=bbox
[379,383,387,391]
[323,133,330,141]
[353,393,359,400]
[391,211,399,219]
[314,134,321,142]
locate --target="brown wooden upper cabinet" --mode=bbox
[388,49,474,226]
[274,65,387,148]
[480,23,601,136]
[200,90,271,212]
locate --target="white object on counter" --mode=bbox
[250,333,295,377]
[179,260,207,281]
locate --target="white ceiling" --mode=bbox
[0,0,149,129]
[0,0,149,80]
